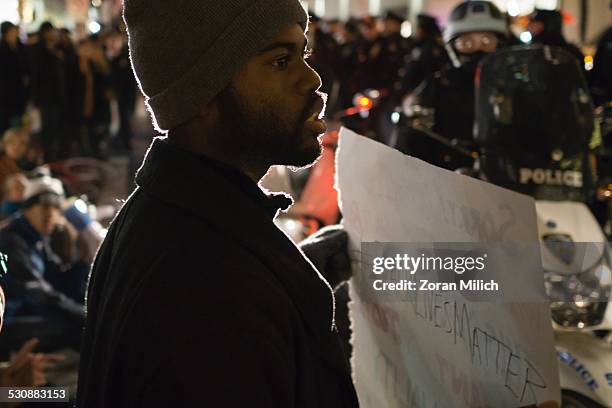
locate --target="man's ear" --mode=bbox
[169,98,220,144]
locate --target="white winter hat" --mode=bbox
[23,176,65,208]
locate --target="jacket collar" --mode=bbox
[135,138,348,373]
[195,152,293,219]
[11,213,44,248]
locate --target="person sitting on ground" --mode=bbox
[0,242,65,407]
[0,176,90,355]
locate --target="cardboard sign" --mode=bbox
[336,128,560,407]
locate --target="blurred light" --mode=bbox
[401,21,412,38]
[493,0,538,14]
[339,0,349,21]
[506,0,520,17]
[535,0,558,10]
[561,10,575,25]
[0,0,19,23]
[584,55,594,71]
[314,0,324,17]
[285,219,297,231]
[367,89,380,99]
[575,300,590,308]
[91,0,102,7]
[74,199,88,214]
[577,321,585,329]
[519,31,532,43]
[358,97,373,110]
[88,21,101,34]
[368,0,380,16]
[391,112,400,124]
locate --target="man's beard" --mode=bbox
[212,87,326,171]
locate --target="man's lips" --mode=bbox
[304,98,327,134]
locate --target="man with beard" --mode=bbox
[77,1,358,407]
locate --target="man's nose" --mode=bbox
[297,61,322,96]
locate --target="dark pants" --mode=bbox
[0,262,88,358]
[0,313,83,358]
[39,105,63,162]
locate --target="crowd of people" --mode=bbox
[0,1,610,403]
[309,6,610,139]
[0,21,138,163]
[0,20,124,401]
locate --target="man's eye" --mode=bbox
[273,56,290,69]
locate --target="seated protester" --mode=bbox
[0,175,89,355]
[0,243,66,396]
[0,128,28,202]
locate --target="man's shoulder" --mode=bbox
[115,186,279,262]
[120,237,296,344]
[106,188,216,253]
[145,235,288,299]
[103,189,291,304]
[96,188,297,334]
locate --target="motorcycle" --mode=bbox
[595,103,612,238]
[384,44,612,407]
[475,45,612,408]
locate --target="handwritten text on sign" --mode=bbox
[336,128,560,407]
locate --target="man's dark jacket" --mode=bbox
[77,138,359,407]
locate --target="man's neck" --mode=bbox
[165,135,267,183]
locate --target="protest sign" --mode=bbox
[336,128,560,407]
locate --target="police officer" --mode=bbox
[399,14,446,99]
[396,0,508,170]
[528,9,584,66]
[378,11,413,93]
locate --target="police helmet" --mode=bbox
[444,1,507,43]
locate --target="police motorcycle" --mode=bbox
[594,103,612,238]
[475,45,612,408]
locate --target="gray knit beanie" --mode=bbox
[123,0,309,132]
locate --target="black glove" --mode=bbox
[299,224,352,290]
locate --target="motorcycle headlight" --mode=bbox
[545,249,612,328]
